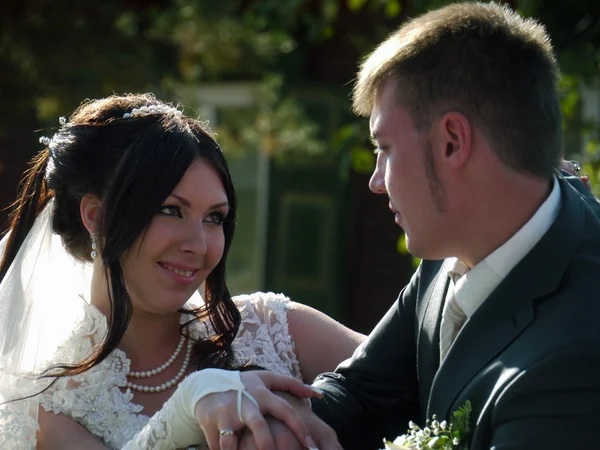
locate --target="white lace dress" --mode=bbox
[0,292,301,450]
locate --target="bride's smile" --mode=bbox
[120,157,229,315]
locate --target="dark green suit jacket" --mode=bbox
[313,175,600,449]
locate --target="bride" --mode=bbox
[0,94,362,449]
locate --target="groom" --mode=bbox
[200,2,600,449]
[305,2,600,449]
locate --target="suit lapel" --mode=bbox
[416,259,453,416]
[426,177,585,419]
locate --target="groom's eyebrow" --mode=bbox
[370,131,381,146]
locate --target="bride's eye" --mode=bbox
[158,205,183,218]
[205,211,227,225]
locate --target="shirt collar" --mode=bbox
[450,175,562,317]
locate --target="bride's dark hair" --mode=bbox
[0,93,240,376]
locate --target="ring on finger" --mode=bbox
[569,160,582,174]
[220,429,235,437]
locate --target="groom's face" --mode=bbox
[369,78,446,259]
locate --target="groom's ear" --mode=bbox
[80,194,103,235]
[438,111,472,169]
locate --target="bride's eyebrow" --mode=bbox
[167,194,229,211]
[166,193,190,207]
[210,202,230,211]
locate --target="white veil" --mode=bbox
[0,198,99,446]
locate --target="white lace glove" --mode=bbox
[122,369,256,449]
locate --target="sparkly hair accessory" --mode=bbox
[122,104,182,119]
[39,117,74,179]
[39,133,74,153]
[39,136,52,147]
[39,105,182,160]
[39,117,74,158]
[39,117,68,148]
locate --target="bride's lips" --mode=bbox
[158,262,199,285]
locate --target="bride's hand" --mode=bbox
[193,370,321,450]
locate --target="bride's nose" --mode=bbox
[179,223,208,255]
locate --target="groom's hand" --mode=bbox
[238,392,342,450]
[194,371,321,450]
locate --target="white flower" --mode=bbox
[382,436,415,450]
[383,400,472,449]
[394,435,412,445]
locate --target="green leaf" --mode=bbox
[396,233,409,255]
[350,147,375,173]
[429,435,452,448]
[515,0,542,17]
[347,0,369,12]
[412,256,422,270]
[385,0,402,18]
[323,0,339,21]
[451,400,472,438]
[397,234,421,269]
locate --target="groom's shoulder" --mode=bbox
[564,183,600,267]
[560,174,600,227]
[532,231,600,341]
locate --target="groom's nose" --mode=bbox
[369,155,387,194]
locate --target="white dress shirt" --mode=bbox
[440,176,562,359]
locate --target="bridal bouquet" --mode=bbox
[382,401,472,450]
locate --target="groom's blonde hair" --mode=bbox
[353,2,562,179]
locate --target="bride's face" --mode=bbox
[120,158,229,316]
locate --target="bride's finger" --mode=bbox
[204,419,242,450]
[218,427,239,450]
[204,426,219,450]
[197,393,245,450]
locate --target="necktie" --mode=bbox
[439,276,468,362]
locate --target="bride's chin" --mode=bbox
[128,295,190,317]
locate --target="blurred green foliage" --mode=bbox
[1,0,599,200]
[2,0,598,155]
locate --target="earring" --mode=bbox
[90,232,98,259]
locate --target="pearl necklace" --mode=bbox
[128,334,185,378]
[126,336,193,393]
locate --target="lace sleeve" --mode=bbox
[232,292,302,380]
[121,407,207,450]
[0,396,39,449]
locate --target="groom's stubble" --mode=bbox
[423,140,446,213]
